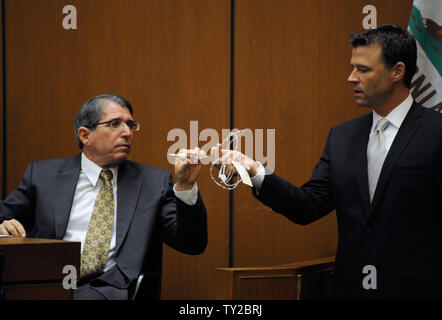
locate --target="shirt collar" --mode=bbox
[81,153,118,187]
[372,93,413,131]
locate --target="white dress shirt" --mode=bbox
[63,153,198,272]
[370,93,413,153]
[251,94,414,191]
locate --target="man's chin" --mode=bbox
[105,154,129,168]
[116,154,129,163]
[355,99,373,109]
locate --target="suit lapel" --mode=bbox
[369,103,422,215]
[54,155,81,239]
[115,161,143,254]
[355,114,372,217]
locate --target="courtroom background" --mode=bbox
[0,0,413,299]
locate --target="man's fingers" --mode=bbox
[190,147,201,164]
[10,220,26,237]
[0,220,26,237]
[6,223,20,236]
[210,146,222,166]
[0,224,8,235]
[0,221,17,236]
[175,148,208,165]
[197,147,206,157]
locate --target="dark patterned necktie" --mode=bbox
[80,169,114,278]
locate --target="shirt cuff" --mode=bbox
[173,182,198,206]
[250,162,265,192]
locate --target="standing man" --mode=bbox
[0,94,208,299]
[216,24,442,299]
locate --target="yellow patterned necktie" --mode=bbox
[80,169,114,278]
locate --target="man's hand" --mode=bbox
[210,143,260,177]
[0,219,26,237]
[174,147,207,191]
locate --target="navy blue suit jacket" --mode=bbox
[254,102,442,299]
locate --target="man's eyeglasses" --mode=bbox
[96,118,141,131]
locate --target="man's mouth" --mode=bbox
[354,89,363,95]
[115,144,131,150]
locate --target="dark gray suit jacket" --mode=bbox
[254,102,442,299]
[0,154,208,299]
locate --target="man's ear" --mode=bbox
[78,127,91,146]
[391,61,406,84]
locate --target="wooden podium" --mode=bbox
[215,256,335,300]
[0,237,80,300]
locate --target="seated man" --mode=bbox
[0,93,208,300]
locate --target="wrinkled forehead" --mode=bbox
[100,101,133,120]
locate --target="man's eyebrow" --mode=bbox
[106,117,122,121]
[350,63,370,69]
[98,117,121,124]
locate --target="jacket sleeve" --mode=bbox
[160,172,208,254]
[0,162,36,231]
[253,129,335,225]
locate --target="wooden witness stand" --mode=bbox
[0,237,80,300]
[215,257,335,300]
[0,237,333,300]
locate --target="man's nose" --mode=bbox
[347,69,358,83]
[120,122,133,138]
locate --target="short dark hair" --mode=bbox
[74,93,133,149]
[349,24,417,88]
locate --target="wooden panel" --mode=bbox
[3,284,72,300]
[0,238,80,300]
[233,0,413,267]
[5,0,230,299]
[0,237,80,282]
[215,256,334,300]
[237,276,298,300]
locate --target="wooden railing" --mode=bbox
[215,256,335,300]
[0,237,80,300]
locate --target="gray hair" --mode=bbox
[74,94,133,149]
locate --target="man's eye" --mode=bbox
[111,119,122,128]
